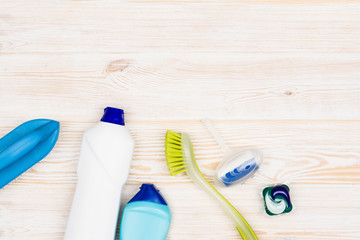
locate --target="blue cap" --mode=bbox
[128,183,168,205]
[100,107,125,126]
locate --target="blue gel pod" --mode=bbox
[0,119,60,189]
[215,149,263,187]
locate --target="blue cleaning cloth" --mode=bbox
[0,119,60,189]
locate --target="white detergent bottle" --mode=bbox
[64,107,134,240]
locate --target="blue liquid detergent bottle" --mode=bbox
[120,183,171,240]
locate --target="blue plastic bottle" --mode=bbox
[120,183,171,240]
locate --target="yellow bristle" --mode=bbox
[165,130,186,176]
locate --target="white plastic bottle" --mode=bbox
[64,107,134,240]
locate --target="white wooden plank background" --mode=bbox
[0,1,360,239]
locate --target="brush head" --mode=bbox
[165,130,187,176]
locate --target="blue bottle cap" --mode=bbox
[100,107,125,126]
[128,183,168,205]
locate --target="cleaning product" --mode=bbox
[0,119,59,189]
[202,119,263,186]
[263,184,292,216]
[64,107,135,240]
[216,149,263,187]
[165,130,258,240]
[120,183,171,240]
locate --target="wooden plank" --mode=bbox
[1,53,360,120]
[0,120,359,239]
[1,182,359,240]
[1,120,359,185]
[0,3,360,54]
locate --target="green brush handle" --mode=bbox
[182,133,258,240]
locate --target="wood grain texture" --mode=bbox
[0,1,360,239]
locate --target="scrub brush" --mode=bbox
[165,130,258,240]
